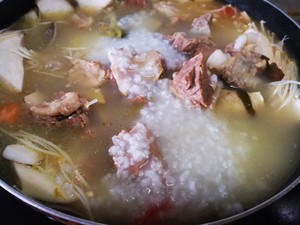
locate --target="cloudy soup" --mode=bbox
[0,0,300,224]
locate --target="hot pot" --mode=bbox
[0,0,300,224]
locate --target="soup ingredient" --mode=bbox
[0,129,93,217]
[0,31,24,92]
[77,0,112,15]
[13,162,77,203]
[118,11,161,33]
[108,46,164,99]
[0,1,299,224]
[36,0,74,20]
[190,13,213,36]
[170,53,215,108]
[232,24,273,59]
[24,91,47,107]
[214,90,264,115]
[68,59,107,88]
[0,102,21,124]
[137,79,245,222]
[30,92,87,116]
[104,122,169,222]
[3,144,42,165]
[28,92,91,127]
[88,29,185,70]
[207,23,286,92]
[108,122,164,178]
[71,12,93,29]
[165,32,215,55]
[212,47,268,91]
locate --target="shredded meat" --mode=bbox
[29,92,89,127]
[68,59,106,88]
[170,53,214,108]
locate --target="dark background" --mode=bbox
[1,0,300,225]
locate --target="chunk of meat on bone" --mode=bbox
[68,59,106,88]
[108,46,164,98]
[207,48,267,91]
[108,122,164,179]
[165,32,215,55]
[30,92,87,117]
[170,53,214,108]
[29,92,89,127]
[191,13,213,37]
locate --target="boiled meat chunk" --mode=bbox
[108,45,164,99]
[68,59,106,88]
[109,122,164,180]
[28,92,90,127]
[190,13,213,37]
[171,53,214,108]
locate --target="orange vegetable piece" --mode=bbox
[214,5,238,18]
[0,102,21,124]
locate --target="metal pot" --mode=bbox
[0,0,300,224]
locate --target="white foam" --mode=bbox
[87,29,186,70]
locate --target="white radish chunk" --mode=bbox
[0,31,24,92]
[36,0,74,20]
[24,91,47,107]
[76,0,112,14]
[214,89,246,114]
[214,90,264,115]
[249,92,264,111]
[289,99,300,121]
[13,162,76,204]
[207,49,229,71]
[3,144,41,165]
[233,34,247,51]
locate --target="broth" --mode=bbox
[0,0,300,224]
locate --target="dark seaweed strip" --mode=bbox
[236,89,256,116]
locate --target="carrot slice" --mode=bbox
[0,102,21,124]
[214,5,238,18]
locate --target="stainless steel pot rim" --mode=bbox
[1,175,300,225]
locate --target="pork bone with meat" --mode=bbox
[170,53,214,108]
[207,48,267,91]
[29,92,89,127]
[30,92,86,116]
